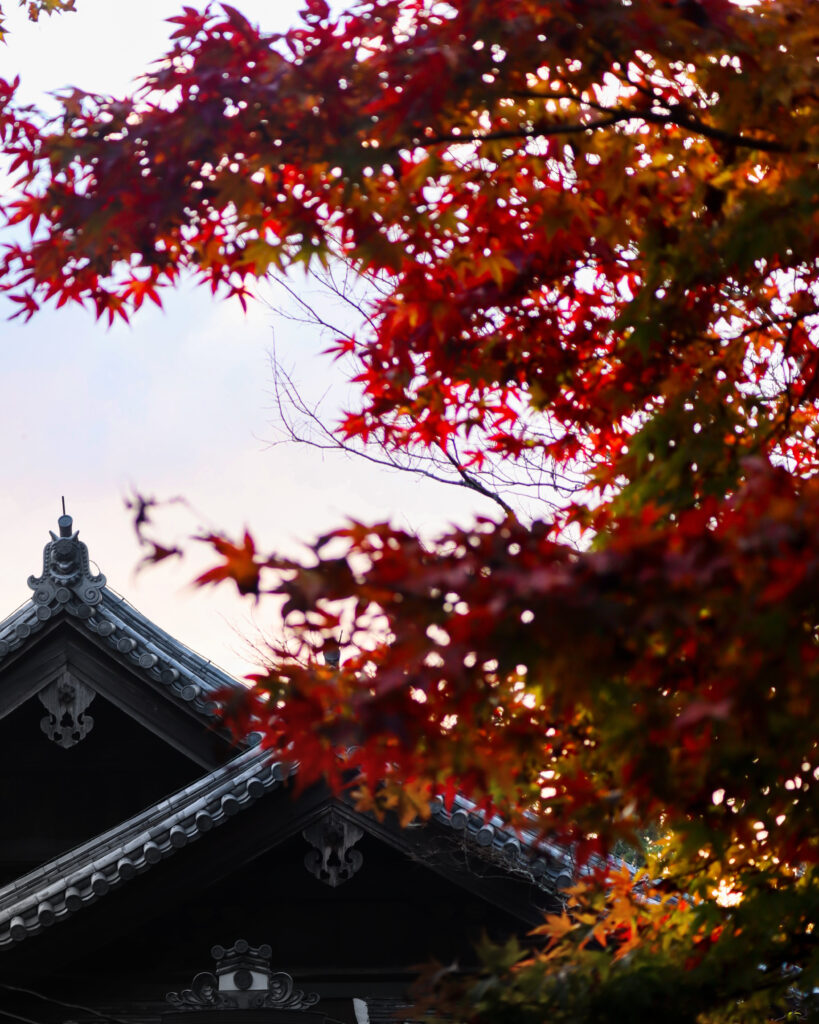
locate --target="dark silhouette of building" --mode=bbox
[0,516,569,1022]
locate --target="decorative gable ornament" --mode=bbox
[303,808,364,887]
[0,513,240,720]
[28,513,106,620]
[38,670,95,748]
[166,940,321,1011]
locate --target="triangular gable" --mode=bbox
[0,766,560,1022]
[0,514,243,764]
[0,514,251,882]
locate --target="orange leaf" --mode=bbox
[196,531,261,596]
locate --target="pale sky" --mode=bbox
[0,1,486,678]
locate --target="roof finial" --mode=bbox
[58,496,73,538]
[29,506,105,611]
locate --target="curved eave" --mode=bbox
[0,745,287,947]
[0,758,569,951]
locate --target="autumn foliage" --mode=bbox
[5,0,819,1019]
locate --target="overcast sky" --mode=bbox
[0,1,485,677]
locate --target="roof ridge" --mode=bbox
[95,589,244,699]
[0,752,581,950]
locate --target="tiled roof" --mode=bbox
[0,744,287,947]
[430,794,576,891]
[0,742,575,949]
[0,514,243,718]
[0,516,575,949]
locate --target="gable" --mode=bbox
[0,685,207,884]
[0,741,562,962]
[0,619,237,766]
[25,832,533,1022]
[0,512,245,725]
[0,513,250,885]
[0,766,556,1023]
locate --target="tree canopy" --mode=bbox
[4,0,819,1019]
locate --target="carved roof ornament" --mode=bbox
[303,808,364,887]
[28,512,106,621]
[0,505,247,717]
[166,940,321,1011]
[38,670,95,748]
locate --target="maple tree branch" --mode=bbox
[420,113,629,148]
[316,262,391,329]
[267,349,526,515]
[439,443,517,519]
[657,105,788,153]
[503,85,774,157]
[779,318,798,441]
[267,272,363,351]
[268,264,384,346]
[0,1011,41,1024]
[419,108,789,155]
[262,270,581,520]
[0,981,131,1024]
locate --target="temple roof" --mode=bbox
[0,515,574,955]
[0,744,284,947]
[0,740,574,948]
[0,513,244,721]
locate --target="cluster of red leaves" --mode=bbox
[4,0,819,851]
[196,530,261,596]
[198,460,819,868]
[2,1,819,493]
[9,0,819,1014]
